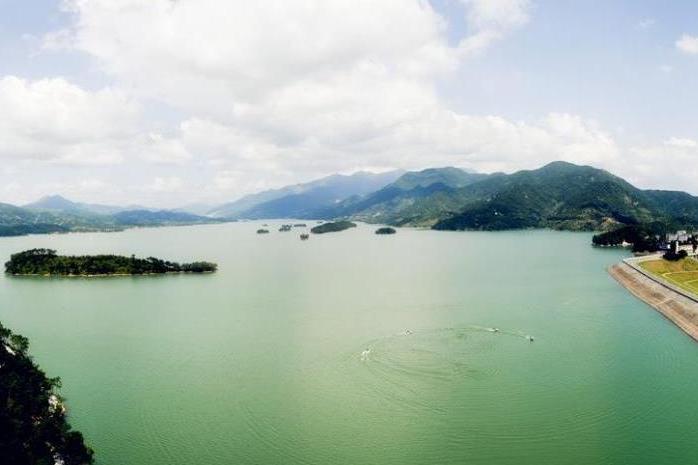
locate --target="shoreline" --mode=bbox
[608,262,698,342]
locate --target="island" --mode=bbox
[5,249,217,276]
[256,228,270,234]
[0,321,94,464]
[310,220,357,234]
[375,227,396,235]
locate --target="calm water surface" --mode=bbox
[1,223,697,465]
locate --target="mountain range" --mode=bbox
[22,195,142,215]
[0,196,216,237]
[211,161,698,232]
[5,161,698,237]
[208,170,404,219]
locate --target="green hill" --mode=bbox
[319,168,493,226]
[432,162,694,231]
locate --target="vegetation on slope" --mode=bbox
[0,321,94,465]
[433,162,698,232]
[591,223,672,252]
[310,221,357,234]
[320,168,494,226]
[5,249,217,276]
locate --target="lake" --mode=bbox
[1,223,697,465]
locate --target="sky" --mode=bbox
[0,0,697,208]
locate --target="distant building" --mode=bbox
[669,239,696,255]
[666,230,694,245]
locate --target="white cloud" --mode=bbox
[141,133,192,165]
[457,0,530,55]
[623,138,698,194]
[5,0,688,207]
[146,176,184,193]
[58,0,458,116]
[33,0,632,203]
[665,137,698,148]
[676,34,698,54]
[0,75,140,164]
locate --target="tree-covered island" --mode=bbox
[310,221,357,234]
[5,249,217,276]
[0,321,94,464]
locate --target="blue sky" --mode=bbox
[0,0,697,206]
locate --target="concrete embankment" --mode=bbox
[609,262,698,342]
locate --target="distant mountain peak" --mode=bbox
[24,194,79,211]
[23,195,148,216]
[209,169,405,219]
[38,194,70,201]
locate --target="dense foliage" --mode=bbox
[592,223,671,252]
[431,162,698,232]
[375,227,396,235]
[5,249,217,276]
[310,221,357,234]
[664,250,689,261]
[0,321,94,465]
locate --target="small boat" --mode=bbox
[300,233,309,240]
[528,336,535,342]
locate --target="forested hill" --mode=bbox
[0,321,94,464]
[316,167,494,226]
[431,162,698,231]
[316,161,689,231]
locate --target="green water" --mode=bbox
[1,223,697,464]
